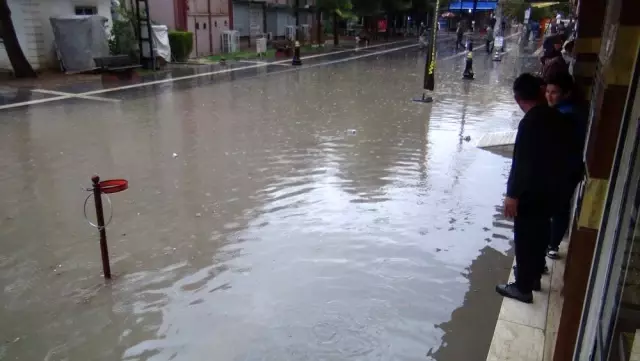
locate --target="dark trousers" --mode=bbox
[550,199,571,249]
[514,213,551,293]
[486,40,493,53]
[456,34,464,49]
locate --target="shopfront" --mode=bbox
[573,46,640,361]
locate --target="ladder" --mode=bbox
[134,0,156,69]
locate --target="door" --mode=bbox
[211,16,230,54]
[195,15,211,56]
[187,16,197,58]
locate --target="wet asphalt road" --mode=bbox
[0,36,542,360]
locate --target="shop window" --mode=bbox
[593,101,640,360]
[75,6,98,15]
[603,206,640,361]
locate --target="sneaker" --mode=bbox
[496,283,533,303]
[513,264,548,275]
[547,246,560,259]
[512,266,542,291]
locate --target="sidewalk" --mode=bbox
[486,242,566,361]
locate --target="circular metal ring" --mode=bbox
[83,192,113,230]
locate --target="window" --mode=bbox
[75,6,98,15]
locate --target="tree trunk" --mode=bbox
[385,14,390,41]
[0,0,37,78]
[316,10,322,45]
[332,11,339,46]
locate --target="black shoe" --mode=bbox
[547,246,560,259]
[513,264,548,275]
[496,283,533,303]
[512,267,542,291]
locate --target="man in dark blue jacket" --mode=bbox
[497,73,577,303]
[544,73,587,258]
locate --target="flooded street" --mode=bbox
[0,39,538,360]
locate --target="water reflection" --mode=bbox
[0,45,532,360]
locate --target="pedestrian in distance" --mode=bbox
[497,73,577,304]
[544,73,588,259]
[456,21,465,50]
[540,36,568,83]
[485,25,494,53]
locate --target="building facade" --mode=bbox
[147,0,315,57]
[532,0,640,359]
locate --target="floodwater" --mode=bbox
[0,40,539,361]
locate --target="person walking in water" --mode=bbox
[497,73,576,303]
[456,21,465,50]
[544,73,587,259]
[485,25,494,53]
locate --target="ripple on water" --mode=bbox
[0,43,526,361]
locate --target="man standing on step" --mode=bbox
[496,73,575,304]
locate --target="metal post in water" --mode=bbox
[92,175,112,279]
[292,41,302,65]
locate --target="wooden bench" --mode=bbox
[94,55,141,79]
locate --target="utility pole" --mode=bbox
[295,0,300,41]
[471,0,479,31]
[494,0,503,37]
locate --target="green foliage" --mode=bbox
[502,0,574,22]
[317,0,357,18]
[381,0,412,11]
[168,31,193,62]
[108,6,138,56]
[501,0,528,22]
[350,0,380,15]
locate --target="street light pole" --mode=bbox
[471,0,479,31]
[295,0,300,41]
[292,0,302,65]
[494,0,504,38]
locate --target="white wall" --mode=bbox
[41,0,113,68]
[0,0,112,71]
[0,0,45,70]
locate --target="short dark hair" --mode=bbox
[547,72,574,94]
[513,73,544,101]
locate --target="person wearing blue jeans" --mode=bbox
[544,72,588,259]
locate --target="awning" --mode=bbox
[448,1,498,11]
[530,1,561,7]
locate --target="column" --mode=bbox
[554,0,640,359]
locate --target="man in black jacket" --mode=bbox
[496,73,576,303]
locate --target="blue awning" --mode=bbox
[448,1,497,10]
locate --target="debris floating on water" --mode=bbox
[173,153,178,158]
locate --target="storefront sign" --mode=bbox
[378,19,387,33]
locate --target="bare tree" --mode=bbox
[0,0,37,78]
